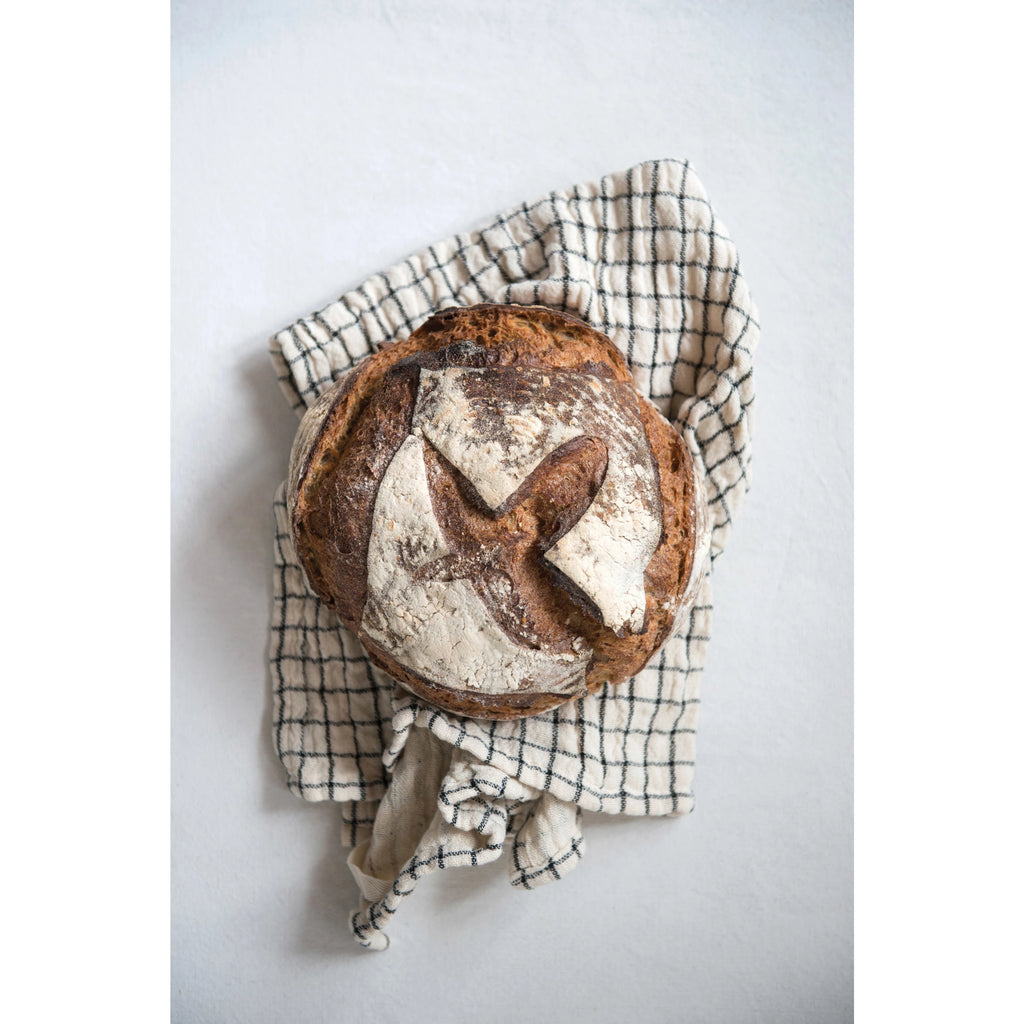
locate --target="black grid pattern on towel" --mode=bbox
[349,832,509,951]
[268,158,758,830]
[348,826,589,950]
[510,832,586,891]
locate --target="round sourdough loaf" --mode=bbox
[286,304,710,720]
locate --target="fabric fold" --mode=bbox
[348,732,533,950]
[510,794,586,890]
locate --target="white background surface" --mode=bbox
[171,1,852,1021]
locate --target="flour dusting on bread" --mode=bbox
[414,365,660,634]
[361,434,590,695]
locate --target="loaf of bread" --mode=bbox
[286,304,709,719]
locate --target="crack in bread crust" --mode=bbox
[421,433,608,653]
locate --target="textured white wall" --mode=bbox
[171,1,852,1020]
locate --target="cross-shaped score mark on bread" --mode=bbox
[360,429,593,698]
[415,434,609,653]
[412,363,661,637]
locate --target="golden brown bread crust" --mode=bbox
[288,304,708,720]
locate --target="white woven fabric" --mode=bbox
[268,158,759,949]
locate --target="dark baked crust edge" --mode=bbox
[359,633,583,720]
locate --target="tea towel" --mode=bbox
[269,157,759,949]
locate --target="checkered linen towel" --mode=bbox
[269,158,758,949]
